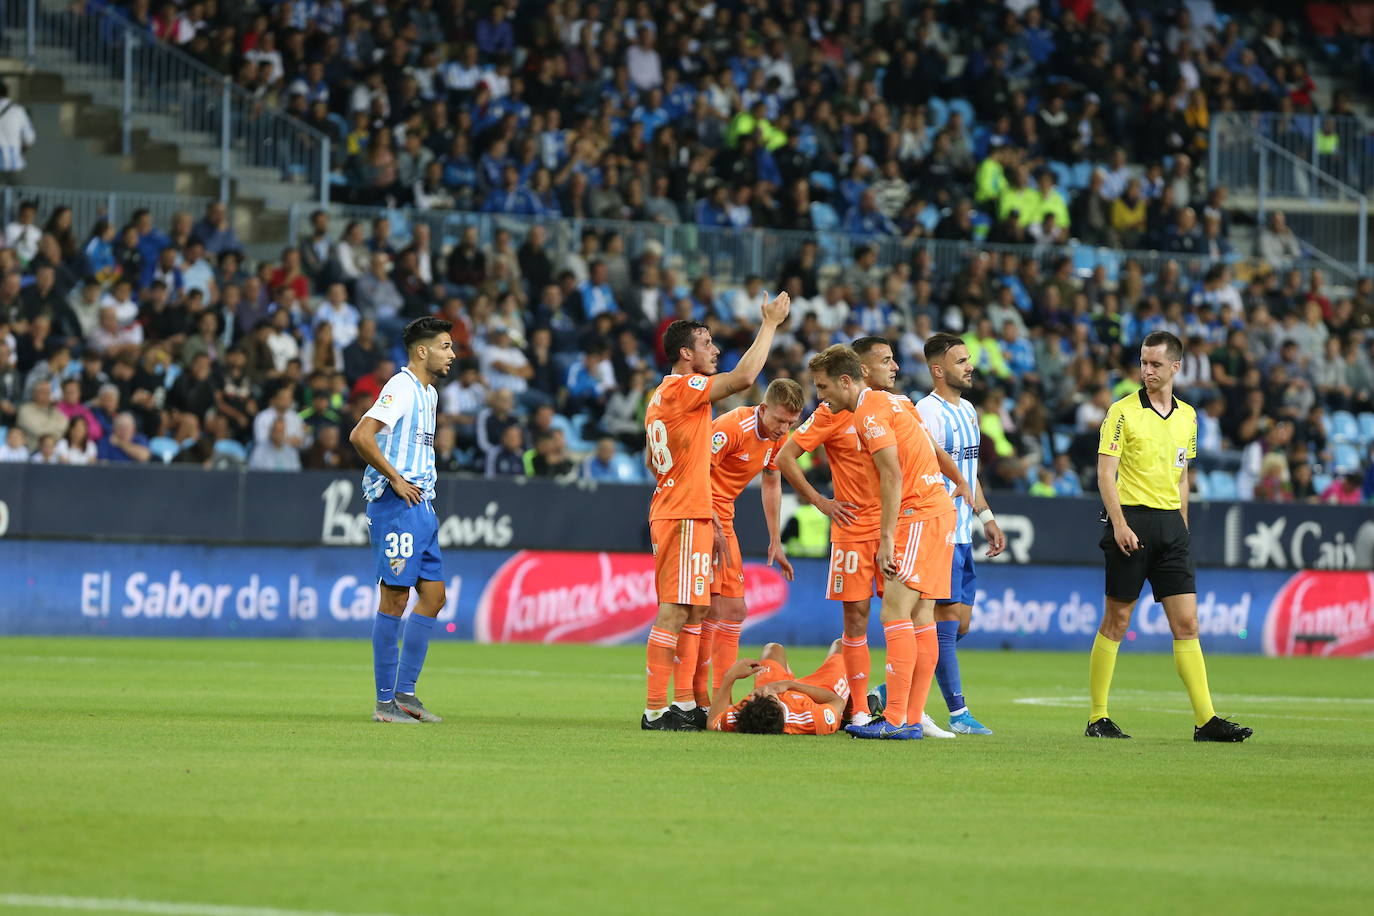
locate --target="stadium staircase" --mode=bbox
[0,0,326,252]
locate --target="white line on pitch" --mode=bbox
[0,894,406,916]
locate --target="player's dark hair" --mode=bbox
[851,336,890,357]
[1143,330,1184,362]
[733,697,786,735]
[924,332,966,362]
[403,316,453,352]
[663,319,707,366]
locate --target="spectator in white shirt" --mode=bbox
[3,199,40,264]
[249,417,303,471]
[0,426,29,462]
[88,306,145,357]
[252,384,306,448]
[0,82,36,186]
[314,282,361,350]
[99,279,140,326]
[264,306,301,374]
[477,326,532,395]
[54,415,98,465]
[625,29,663,91]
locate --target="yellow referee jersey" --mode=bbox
[1098,389,1197,510]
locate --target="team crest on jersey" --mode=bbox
[694,575,706,596]
[389,557,406,576]
[711,431,728,453]
[833,575,844,594]
[688,375,707,390]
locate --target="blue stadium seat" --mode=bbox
[1207,470,1238,501]
[163,364,182,389]
[1192,469,1211,501]
[608,453,641,482]
[1332,443,1362,474]
[1049,160,1072,190]
[1070,161,1094,191]
[809,201,839,231]
[948,98,975,129]
[213,439,248,463]
[1330,410,1359,444]
[1313,473,1333,495]
[1052,430,1072,457]
[1360,412,1374,446]
[927,97,949,131]
[148,436,179,464]
[808,171,836,194]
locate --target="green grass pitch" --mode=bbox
[1,637,1371,916]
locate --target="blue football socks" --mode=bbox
[934,619,967,714]
[372,611,403,703]
[396,613,436,696]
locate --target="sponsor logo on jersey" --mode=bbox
[688,375,707,390]
[1175,447,1187,467]
[1262,571,1374,657]
[734,452,751,462]
[474,550,788,643]
[823,708,837,726]
[379,393,394,408]
[711,431,727,453]
[797,415,815,434]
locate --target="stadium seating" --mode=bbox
[1208,471,1240,501]
[147,437,180,465]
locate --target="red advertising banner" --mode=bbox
[474,550,790,644]
[1263,571,1374,657]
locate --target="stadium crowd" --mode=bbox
[1,0,1372,506]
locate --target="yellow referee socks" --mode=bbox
[1088,633,1120,723]
[1173,639,1217,728]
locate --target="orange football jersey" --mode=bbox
[852,388,954,520]
[646,373,716,521]
[790,401,881,543]
[710,406,786,523]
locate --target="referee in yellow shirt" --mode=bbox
[1088,331,1252,742]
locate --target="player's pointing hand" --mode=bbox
[760,291,791,326]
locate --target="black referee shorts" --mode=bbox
[1099,506,1196,602]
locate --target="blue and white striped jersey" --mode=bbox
[361,367,438,502]
[915,392,980,544]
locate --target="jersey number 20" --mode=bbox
[647,419,674,474]
[384,532,414,558]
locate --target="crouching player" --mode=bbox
[707,641,850,735]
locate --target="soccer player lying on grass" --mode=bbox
[706,641,850,735]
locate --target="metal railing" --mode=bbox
[1210,111,1374,195]
[288,202,1338,298]
[5,0,329,206]
[0,185,211,236]
[1210,112,1369,274]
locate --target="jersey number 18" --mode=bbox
[647,419,674,474]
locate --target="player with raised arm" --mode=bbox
[805,345,970,740]
[706,641,850,735]
[349,317,456,724]
[693,378,805,707]
[641,292,791,731]
[775,337,973,729]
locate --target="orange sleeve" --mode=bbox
[710,411,742,469]
[709,704,740,732]
[812,700,842,735]
[666,374,713,414]
[791,407,833,453]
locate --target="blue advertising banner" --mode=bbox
[5,541,1370,656]
[2,466,1372,570]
